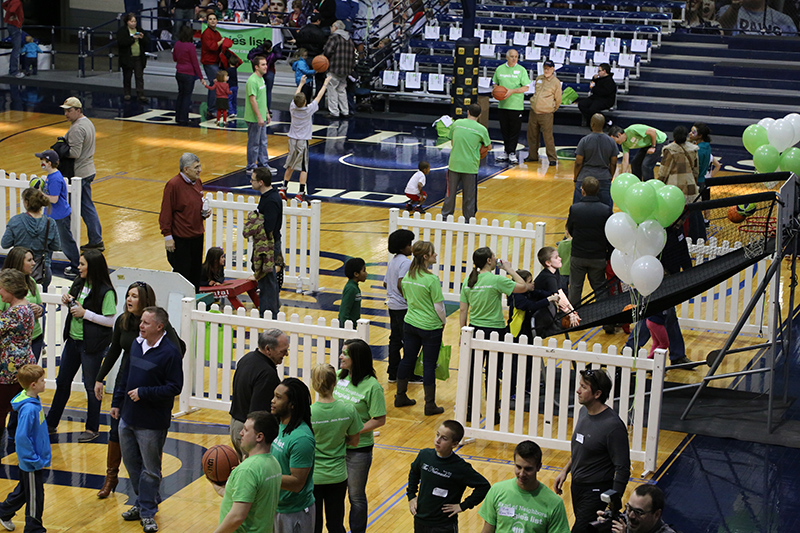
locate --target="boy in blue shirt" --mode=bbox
[0,364,50,532]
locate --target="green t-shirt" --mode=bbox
[479,479,570,533]
[401,271,445,331]
[69,286,116,341]
[460,272,516,329]
[218,452,282,533]
[310,399,364,485]
[0,284,42,339]
[332,375,386,449]
[492,62,531,110]
[245,73,268,123]
[448,119,491,175]
[338,278,361,326]
[621,124,667,153]
[556,239,572,277]
[270,422,316,513]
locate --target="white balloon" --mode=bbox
[604,212,637,255]
[758,117,776,129]
[785,113,800,146]
[634,219,667,258]
[610,249,634,285]
[630,255,664,297]
[768,119,795,153]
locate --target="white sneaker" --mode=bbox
[14,72,24,79]
[0,517,15,531]
[496,152,508,162]
[509,153,518,164]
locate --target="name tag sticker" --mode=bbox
[576,433,584,444]
[432,487,448,497]
[498,505,516,517]
[337,379,349,387]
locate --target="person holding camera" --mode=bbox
[117,13,151,102]
[554,369,630,533]
[595,485,676,533]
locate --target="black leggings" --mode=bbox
[314,479,348,533]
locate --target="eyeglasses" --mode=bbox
[625,504,653,518]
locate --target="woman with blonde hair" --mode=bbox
[394,240,447,415]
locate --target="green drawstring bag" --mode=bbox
[433,115,455,140]
[414,344,452,380]
[562,86,579,105]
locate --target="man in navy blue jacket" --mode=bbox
[113,306,183,533]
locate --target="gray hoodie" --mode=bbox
[1,213,62,265]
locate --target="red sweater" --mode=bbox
[201,27,222,65]
[159,174,205,239]
[205,80,231,98]
[2,0,23,28]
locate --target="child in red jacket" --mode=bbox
[203,70,232,126]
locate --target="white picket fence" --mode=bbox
[0,170,83,263]
[455,328,665,476]
[204,192,322,292]
[176,297,369,415]
[682,237,775,336]
[388,209,547,302]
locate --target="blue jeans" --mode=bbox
[265,70,275,111]
[573,178,612,210]
[80,174,103,245]
[398,323,443,386]
[172,8,195,40]
[345,449,373,533]
[203,64,219,115]
[624,307,685,362]
[228,85,238,116]
[119,418,168,519]
[55,215,80,269]
[175,72,196,124]
[246,121,269,170]
[8,25,21,76]
[45,338,104,432]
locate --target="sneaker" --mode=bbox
[229,113,237,118]
[78,430,99,443]
[122,506,141,521]
[409,375,423,384]
[0,517,14,531]
[14,72,24,79]
[278,187,288,201]
[549,160,557,166]
[81,242,105,252]
[387,376,397,383]
[124,94,132,101]
[508,153,518,164]
[496,152,508,162]
[671,356,693,366]
[141,517,158,533]
[267,166,278,176]
[47,425,57,435]
[63,266,78,279]
[524,155,539,162]
[295,193,305,203]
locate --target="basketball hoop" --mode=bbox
[739,216,776,259]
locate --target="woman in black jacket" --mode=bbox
[117,12,151,102]
[577,62,617,126]
[92,281,182,498]
[46,249,117,443]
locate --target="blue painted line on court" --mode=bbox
[366,484,410,530]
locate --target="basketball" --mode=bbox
[492,85,508,101]
[480,145,489,159]
[736,203,757,217]
[727,205,746,224]
[29,177,45,190]
[202,444,240,484]
[311,55,329,73]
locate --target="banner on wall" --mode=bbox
[205,23,275,74]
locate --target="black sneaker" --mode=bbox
[141,517,158,532]
[122,506,141,521]
[671,356,693,367]
[387,376,397,383]
[409,375,423,384]
[78,430,99,443]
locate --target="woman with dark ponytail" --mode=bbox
[459,247,529,423]
[394,241,447,416]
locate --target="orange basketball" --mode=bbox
[311,55,329,73]
[561,315,571,329]
[202,444,240,484]
[492,85,508,101]
[727,205,746,224]
[480,145,489,159]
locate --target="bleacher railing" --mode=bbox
[204,192,322,292]
[176,298,369,415]
[455,328,665,477]
[0,171,83,264]
[388,209,546,303]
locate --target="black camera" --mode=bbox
[588,489,622,533]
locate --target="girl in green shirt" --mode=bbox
[395,241,447,416]
[459,247,529,423]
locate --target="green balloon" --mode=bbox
[624,182,657,224]
[780,147,800,175]
[611,173,639,213]
[648,179,666,192]
[655,185,685,227]
[743,124,769,155]
[753,144,780,173]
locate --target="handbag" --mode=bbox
[414,344,451,381]
[31,218,49,284]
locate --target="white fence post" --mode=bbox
[176,296,196,417]
[68,177,83,251]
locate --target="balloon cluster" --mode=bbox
[605,173,685,297]
[742,113,800,174]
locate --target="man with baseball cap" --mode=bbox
[34,149,81,278]
[525,59,562,167]
[60,97,104,259]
